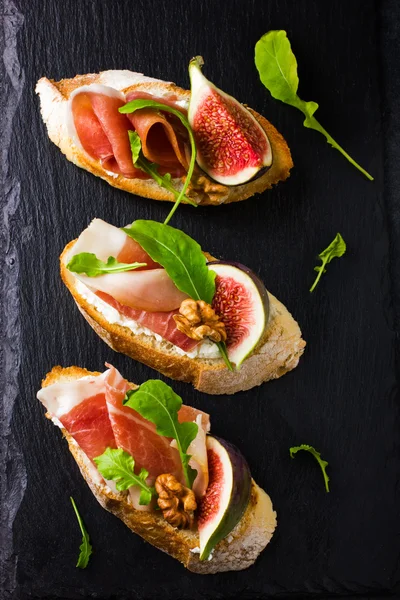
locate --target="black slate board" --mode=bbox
[2,0,400,598]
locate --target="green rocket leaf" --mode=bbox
[290,444,330,492]
[67,252,146,276]
[255,30,374,181]
[123,219,216,304]
[124,380,198,488]
[123,219,232,370]
[94,448,156,505]
[70,497,93,569]
[310,233,346,292]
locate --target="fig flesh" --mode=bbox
[188,56,272,186]
[198,435,251,561]
[208,261,270,367]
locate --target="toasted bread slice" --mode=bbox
[41,366,277,573]
[35,70,293,206]
[60,241,306,395]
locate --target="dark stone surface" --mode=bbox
[1,0,399,598]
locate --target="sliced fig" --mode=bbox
[198,435,251,561]
[208,261,269,367]
[188,56,272,186]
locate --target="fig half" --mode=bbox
[208,261,270,367]
[198,435,251,561]
[188,56,272,186]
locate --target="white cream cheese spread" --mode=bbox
[75,280,221,360]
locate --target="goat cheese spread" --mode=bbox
[75,280,221,359]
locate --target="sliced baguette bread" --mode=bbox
[35,70,293,206]
[41,365,277,574]
[60,241,306,395]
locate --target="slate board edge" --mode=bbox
[1,1,27,599]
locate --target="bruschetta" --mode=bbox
[60,218,305,394]
[37,364,277,573]
[36,59,293,208]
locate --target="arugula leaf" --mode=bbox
[128,131,197,208]
[255,30,374,181]
[123,220,233,370]
[123,220,216,304]
[290,445,330,492]
[67,252,146,277]
[121,98,198,223]
[124,380,198,488]
[310,233,346,292]
[70,497,93,569]
[216,341,234,372]
[94,448,156,505]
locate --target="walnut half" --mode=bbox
[173,299,227,343]
[155,473,197,529]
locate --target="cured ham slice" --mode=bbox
[70,219,186,312]
[105,365,209,494]
[96,291,199,352]
[127,114,187,172]
[70,218,159,269]
[104,365,209,495]
[37,372,116,462]
[70,85,142,178]
[38,365,210,500]
[179,414,209,498]
[179,405,210,432]
[70,84,189,179]
[104,366,182,478]
[77,268,187,312]
[125,90,188,173]
[60,394,116,461]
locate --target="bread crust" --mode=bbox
[35,70,293,205]
[41,366,277,573]
[60,241,305,394]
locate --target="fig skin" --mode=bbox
[188,56,272,186]
[198,435,252,561]
[207,261,270,366]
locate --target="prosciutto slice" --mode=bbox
[96,291,199,352]
[71,218,158,268]
[77,268,187,312]
[125,90,188,173]
[104,365,182,477]
[70,86,143,178]
[38,366,210,500]
[71,219,160,269]
[70,219,188,312]
[104,365,209,497]
[70,84,189,178]
[69,219,196,343]
[36,371,116,462]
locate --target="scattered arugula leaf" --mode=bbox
[123,220,216,304]
[290,445,330,492]
[94,448,156,505]
[67,252,146,277]
[124,380,198,488]
[121,98,198,223]
[255,30,374,181]
[128,131,197,208]
[70,496,93,569]
[310,233,346,292]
